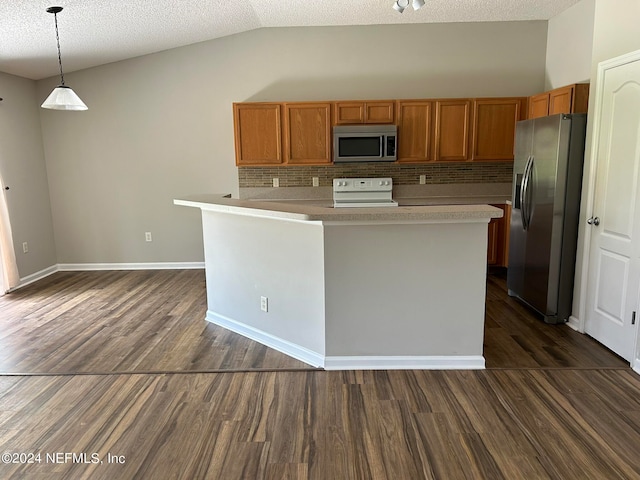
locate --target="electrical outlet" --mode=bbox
[312,177,319,187]
[260,296,268,312]
[22,242,28,254]
[272,178,279,188]
[145,232,152,242]
[419,175,426,185]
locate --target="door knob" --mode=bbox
[587,217,600,226]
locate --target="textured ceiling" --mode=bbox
[0,0,581,80]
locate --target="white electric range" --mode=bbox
[332,177,398,208]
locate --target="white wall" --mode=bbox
[202,211,326,357]
[545,0,595,90]
[0,72,56,279]
[37,22,547,265]
[573,0,640,328]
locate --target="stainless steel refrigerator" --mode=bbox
[507,113,587,324]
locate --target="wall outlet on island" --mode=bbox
[419,175,426,185]
[22,242,28,254]
[260,296,269,312]
[145,232,152,242]
[272,178,279,188]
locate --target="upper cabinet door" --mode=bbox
[364,101,395,124]
[233,103,283,166]
[396,101,433,163]
[283,103,332,165]
[472,98,525,161]
[549,83,590,116]
[334,102,365,124]
[434,100,471,161]
[334,101,395,124]
[548,85,574,115]
[528,93,550,119]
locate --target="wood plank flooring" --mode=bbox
[0,270,313,373]
[0,269,637,479]
[0,269,627,373]
[1,369,640,479]
[483,272,628,369]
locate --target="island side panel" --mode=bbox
[201,210,326,362]
[323,221,488,362]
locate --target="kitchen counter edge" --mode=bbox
[174,194,503,223]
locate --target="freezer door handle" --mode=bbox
[521,155,533,230]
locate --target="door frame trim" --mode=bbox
[576,48,640,368]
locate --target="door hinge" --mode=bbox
[633,311,637,325]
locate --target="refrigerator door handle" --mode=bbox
[525,156,535,228]
[521,155,533,230]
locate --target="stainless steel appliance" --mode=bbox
[333,125,397,163]
[507,113,587,324]
[333,177,398,208]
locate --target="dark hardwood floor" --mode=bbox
[0,269,637,479]
[483,271,628,369]
[0,270,313,373]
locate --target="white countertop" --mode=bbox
[174,194,503,222]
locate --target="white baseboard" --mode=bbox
[58,262,205,271]
[206,310,485,371]
[14,264,59,290]
[567,315,583,332]
[324,355,485,370]
[10,262,204,291]
[206,310,325,368]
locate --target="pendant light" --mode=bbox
[41,6,88,111]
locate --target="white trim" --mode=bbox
[8,262,204,291]
[206,310,325,368]
[207,310,486,370]
[323,355,485,370]
[633,358,640,376]
[58,262,204,271]
[12,264,59,291]
[567,315,583,332]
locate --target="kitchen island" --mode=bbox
[174,195,502,370]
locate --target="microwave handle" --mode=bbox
[380,136,385,157]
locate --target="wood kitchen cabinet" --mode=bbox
[396,100,433,162]
[487,203,510,267]
[283,102,332,165]
[233,103,283,166]
[528,83,589,119]
[334,101,395,124]
[472,98,526,162]
[528,93,549,119]
[434,100,471,161]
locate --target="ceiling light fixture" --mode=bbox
[41,6,87,111]
[393,0,426,13]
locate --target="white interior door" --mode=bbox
[585,53,640,362]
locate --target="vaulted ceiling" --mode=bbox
[1,0,581,80]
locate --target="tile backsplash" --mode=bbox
[239,162,513,188]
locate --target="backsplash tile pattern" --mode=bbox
[239,162,513,188]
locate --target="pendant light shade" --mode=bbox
[41,85,87,111]
[41,6,87,111]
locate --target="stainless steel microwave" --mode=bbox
[333,125,397,163]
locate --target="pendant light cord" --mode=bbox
[53,12,65,86]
